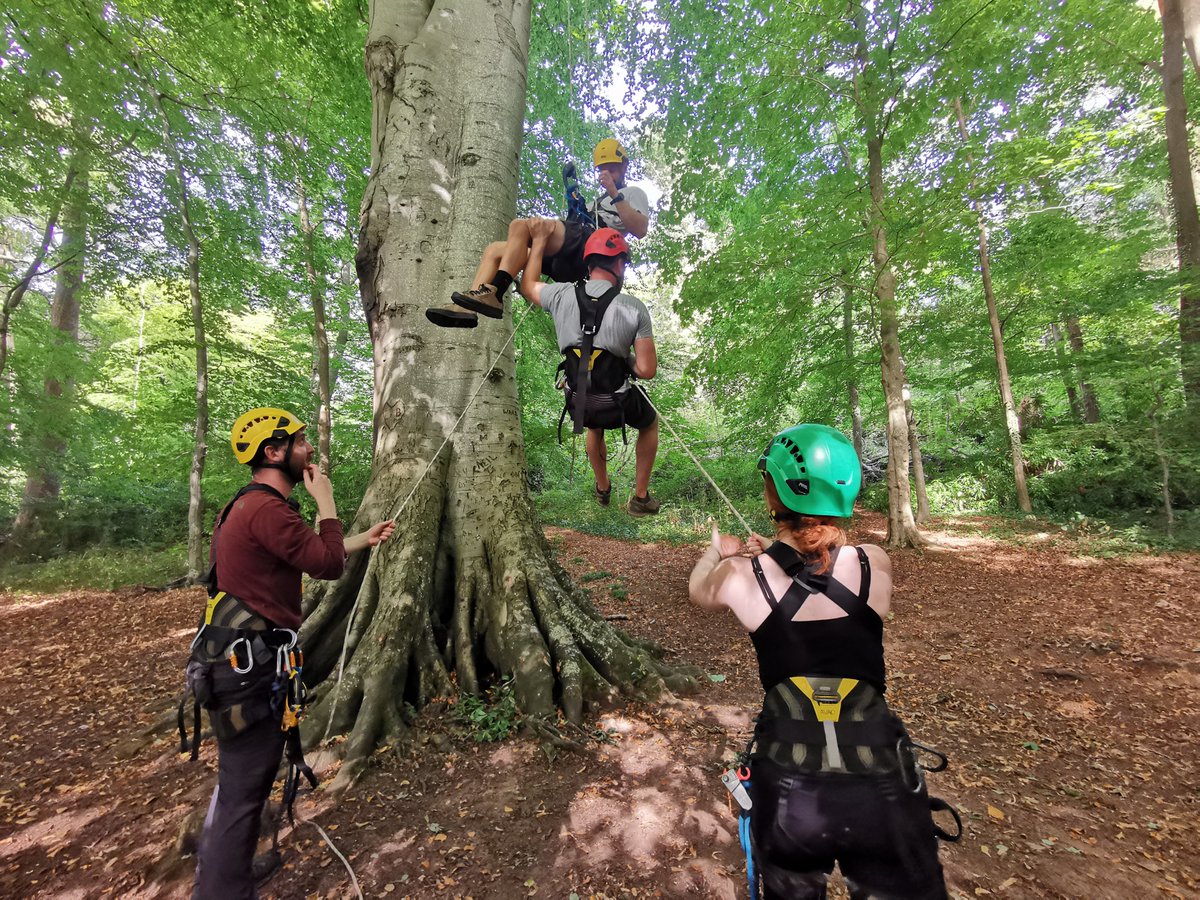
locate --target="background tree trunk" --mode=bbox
[298,177,334,475]
[152,91,210,584]
[11,158,88,548]
[954,97,1032,513]
[841,280,864,459]
[905,387,931,525]
[0,163,79,379]
[853,4,923,548]
[1065,317,1100,423]
[299,0,695,790]
[1160,0,1200,411]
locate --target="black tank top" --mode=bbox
[749,542,886,693]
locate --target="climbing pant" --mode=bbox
[749,760,948,900]
[544,220,594,283]
[191,684,287,899]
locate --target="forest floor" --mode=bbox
[1,511,1198,900]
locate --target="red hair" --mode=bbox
[763,478,847,574]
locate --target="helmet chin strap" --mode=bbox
[258,433,300,484]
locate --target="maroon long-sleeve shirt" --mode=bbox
[212,486,345,629]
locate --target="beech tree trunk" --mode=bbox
[904,388,930,525]
[1161,0,1200,412]
[298,177,334,475]
[953,97,1032,513]
[853,5,923,548]
[1049,323,1083,421]
[298,0,695,789]
[11,158,88,547]
[0,162,79,380]
[152,91,210,583]
[1065,317,1100,423]
[841,280,864,458]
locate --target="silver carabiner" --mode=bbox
[273,628,298,650]
[229,637,254,674]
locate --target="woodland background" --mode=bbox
[2,0,1198,586]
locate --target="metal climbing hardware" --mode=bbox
[791,676,858,771]
[721,764,758,898]
[562,161,596,229]
[721,768,752,812]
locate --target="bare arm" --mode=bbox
[344,520,396,555]
[616,202,649,238]
[519,221,556,307]
[631,336,657,379]
[688,523,744,610]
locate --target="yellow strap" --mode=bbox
[569,347,605,371]
[790,677,859,723]
[203,591,226,626]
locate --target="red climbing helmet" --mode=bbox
[583,228,630,264]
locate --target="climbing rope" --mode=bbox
[633,383,754,536]
[322,305,532,743]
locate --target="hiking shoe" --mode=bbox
[451,284,504,319]
[252,849,282,885]
[426,303,478,328]
[595,482,612,506]
[626,493,661,517]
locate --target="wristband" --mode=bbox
[613,191,625,203]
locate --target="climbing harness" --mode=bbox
[555,282,632,441]
[562,161,596,229]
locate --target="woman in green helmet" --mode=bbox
[689,424,955,899]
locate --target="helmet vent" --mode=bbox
[836,479,847,485]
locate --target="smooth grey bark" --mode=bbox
[1065,317,1100,423]
[852,2,923,548]
[1162,0,1200,412]
[299,0,695,790]
[953,97,1032,513]
[904,388,930,525]
[151,90,209,583]
[0,162,80,380]
[11,158,88,547]
[298,176,334,475]
[1149,394,1175,536]
[841,280,864,458]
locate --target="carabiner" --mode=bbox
[228,637,254,674]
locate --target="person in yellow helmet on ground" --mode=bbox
[188,408,394,898]
[426,138,651,328]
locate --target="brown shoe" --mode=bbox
[595,482,612,506]
[626,493,661,517]
[426,303,478,328]
[451,284,504,319]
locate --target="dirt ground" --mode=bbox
[1,511,1198,899]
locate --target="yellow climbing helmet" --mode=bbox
[593,138,629,166]
[230,407,305,465]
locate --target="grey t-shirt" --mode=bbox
[589,184,651,234]
[541,280,654,389]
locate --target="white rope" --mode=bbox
[322,306,531,742]
[304,815,363,899]
[633,383,754,536]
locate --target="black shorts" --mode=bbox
[545,220,594,283]
[749,762,948,900]
[565,384,657,432]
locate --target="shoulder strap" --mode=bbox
[203,482,292,596]
[570,283,622,435]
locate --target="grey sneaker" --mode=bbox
[426,303,478,328]
[626,493,661,517]
[595,482,612,506]
[451,284,504,319]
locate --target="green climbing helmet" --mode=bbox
[757,424,862,518]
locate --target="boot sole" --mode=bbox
[451,291,504,319]
[626,505,660,518]
[426,308,478,328]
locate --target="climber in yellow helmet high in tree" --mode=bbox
[426,138,651,328]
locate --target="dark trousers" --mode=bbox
[192,714,286,899]
[750,765,948,900]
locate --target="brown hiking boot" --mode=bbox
[626,493,661,517]
[451,284,504,319]
[595,482,612,506]
[426,303,478,328]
